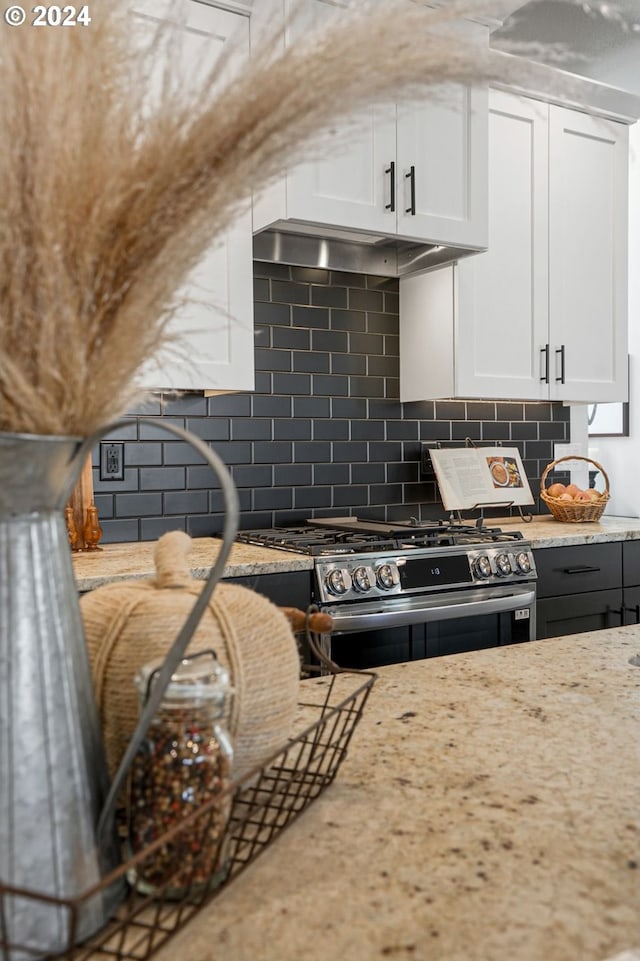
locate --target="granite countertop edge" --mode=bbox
[492,514,640,548]
[72,538,313,592]
[71,516,640,590]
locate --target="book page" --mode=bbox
[429,447,534,512]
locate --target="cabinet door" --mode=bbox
[622,540,640,587]
[622,585,640,625]
[536,589,623,638]
[285,104,397,235]
[622,542,640,623]
[548,106,628,403]
[135,2,254,392]
[396,22,488,250]
[255,1,488,247]
[455,91,549,399]
[227,570,312,610]
[272,0,397,235]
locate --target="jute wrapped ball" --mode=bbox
[81,531,301,781]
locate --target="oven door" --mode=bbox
[321,584,536,670]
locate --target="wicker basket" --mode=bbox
[540,455,610,523]
[0,666,376,961]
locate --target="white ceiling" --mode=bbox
[491,0,640,93]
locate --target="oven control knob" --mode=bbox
[495,552,512,576]
[325,568,352,596]
[376,563,398,591]
[474,554,493,579]
[515,550,532,574]
[352,566,373,593]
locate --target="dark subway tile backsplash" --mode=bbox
[93,264,571,542]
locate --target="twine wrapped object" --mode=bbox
[81,531,300,780]
[540,455,610,523]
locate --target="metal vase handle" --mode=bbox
[72,416,239,851]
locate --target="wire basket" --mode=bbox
[540,455,610,523]
[0,665,375,961]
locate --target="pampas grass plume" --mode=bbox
[0,0,600,435]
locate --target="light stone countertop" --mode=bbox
[153,627,640,961]
[72,517,640,591]
[490,514,640,548]
[71,537,313,592]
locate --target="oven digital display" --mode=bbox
[398,554,472,589]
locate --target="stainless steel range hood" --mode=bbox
[253,222,483,277]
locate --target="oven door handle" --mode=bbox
[326,589,536,633]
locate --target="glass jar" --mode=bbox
[127,650,233,899]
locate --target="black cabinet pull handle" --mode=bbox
[606,606,623,627]
[562,566,601,574]
[385,161,395,212]
[622,604,640,625]
[405,165,416,215]
[540,344,550,384]
[555,345,566,384]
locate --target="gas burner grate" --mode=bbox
[439,524,525,544]
[234,527,399,556]
[234,521,525,556]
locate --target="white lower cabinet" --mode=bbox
[133,1,254,393]
[400,90,629,403]
[253,0,488,250]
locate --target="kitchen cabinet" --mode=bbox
[228,569,314,666]
[535,542,624,637]
[133,1,255,393]
[621,540,640,624]
[400,90,629,403]
[226,570,312,612]
[536,539,640,637]
[252,1,488,249]
[546,104,628,401]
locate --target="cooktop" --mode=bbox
[234,516,524,556]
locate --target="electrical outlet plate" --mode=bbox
[99,442,124,481]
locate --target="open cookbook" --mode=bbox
[429,446,534,512]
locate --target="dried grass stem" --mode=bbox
[0,0,575,435]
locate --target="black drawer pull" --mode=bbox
[562,565,601,574]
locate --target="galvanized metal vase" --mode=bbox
[0,421,239,961]
[0,431,123,958]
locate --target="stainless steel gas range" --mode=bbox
[235,517,537,669]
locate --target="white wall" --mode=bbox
[589,119,640,516]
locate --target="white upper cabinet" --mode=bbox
[547,105,629,402]
[400,90,629,403]
[133,1,254,393]
[454,91,550,400]
[394,78,487,248]
[252,0,488,250]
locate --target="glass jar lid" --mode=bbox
[136,650,230,705]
